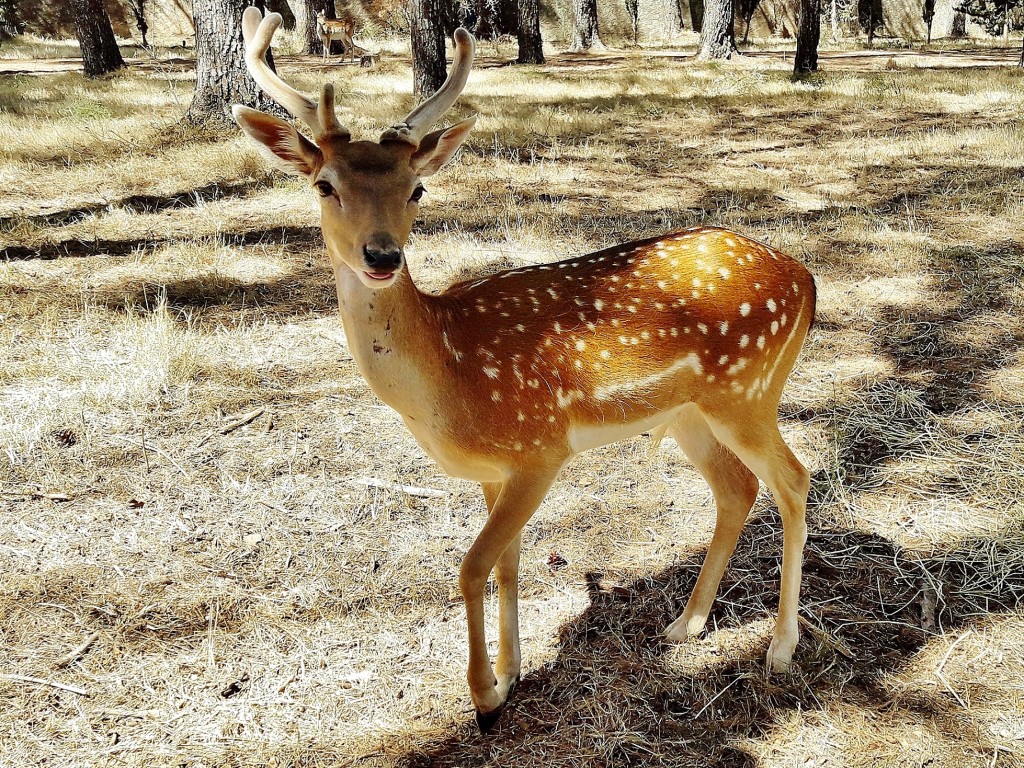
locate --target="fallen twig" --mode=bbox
[350,477,446,498]
[54,631,100,669]
[219,407,265,435]
[257,499,291,515]
[112,435,187,475]
[934,629,973,710]
[1,673,88,696]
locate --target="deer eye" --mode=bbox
[313,180,334,198]
[409,185,426,203]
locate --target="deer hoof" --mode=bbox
[475,703,505,734]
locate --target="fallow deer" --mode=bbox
[316,10,357,63]
[233,9,816,731]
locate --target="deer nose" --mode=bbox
[362,244,403,272]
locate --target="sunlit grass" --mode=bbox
[1,41,1023,768]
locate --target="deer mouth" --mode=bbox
[364,270,396,281]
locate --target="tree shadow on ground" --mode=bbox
[380,511,1022,767]
[872,240,1024,415]
[93,259,337,328]
[0,224,320,261]
[0,178,271,232]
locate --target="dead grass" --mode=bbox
[2,42,1024,768]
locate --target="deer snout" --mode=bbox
[362,235,403,276]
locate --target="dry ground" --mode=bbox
[1,39,1024,768]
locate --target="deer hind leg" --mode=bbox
[482,482,522,701]
[463,466,559,730]
[704,410,810,672]
[665,405,760,643]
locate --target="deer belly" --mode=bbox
[401,414,509,483]
[566,406,687,454]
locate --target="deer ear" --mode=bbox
[410,116,476,177]
[233,105,322,177]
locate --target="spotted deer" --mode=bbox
[233,9,816,731]
[316,10,357,63]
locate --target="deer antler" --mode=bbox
[241,7,348,140]
[380,28,475,147]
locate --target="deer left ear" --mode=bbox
[233,105,323,177]
[410,116,477,177]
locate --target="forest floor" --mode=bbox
[1,38,1023,768]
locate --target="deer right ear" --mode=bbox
[233,105,322,177]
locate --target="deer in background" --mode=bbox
[233,9,816,732]
[315,10,356,63]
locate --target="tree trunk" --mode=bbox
[411,0,447,98]
[643,0,685,40]
[266,0,296,27]
[794,0,819,73]
[75,0,125,77]
[290,0,334,55]
[128,0,149,47]
[187,0,280,126]
[697,0,737,58]
[571,0,606,50]
[517,0,545,63]
[475,0,518,38]
[690,0,705,31]
[950,8,967,37]
[625,0,640,44]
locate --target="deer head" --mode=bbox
[232,8,476,289]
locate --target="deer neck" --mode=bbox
[331,260,441,419]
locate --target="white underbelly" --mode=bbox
[567,406,687,454]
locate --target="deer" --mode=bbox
[315,10,357,63]
[233,8,816,732]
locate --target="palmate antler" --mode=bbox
[240,7,475,149]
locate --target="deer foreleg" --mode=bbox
[463,467,558,731]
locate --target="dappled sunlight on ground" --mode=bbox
[1,42,1023,768]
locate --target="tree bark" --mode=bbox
[697,0,738,58]
[794,0,820,73]
[75,0,125,77]
[0,0,23,40]
[411,0,447,98]
[950,8,967,37]
[829,0,841,40]
[475,0,518,38]
[640,0,685,40]
[690,0,705,32]
[127,0,149,47]
[571,0,606,50]
[187,0,280,126]
[517,0,544,63]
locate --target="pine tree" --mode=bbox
[697,0,738,58]
[794,0,820,73]
[956,0,1021,37]
[75,0,125,78]
[517,0,544,64]
[411,0,447,97]
[187,0,280,125]
[0,0,22,40]
[570,0,605,50]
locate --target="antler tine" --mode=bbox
[381,28,475,147]
[241,7,347,139]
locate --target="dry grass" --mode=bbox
[2,42,1024,768]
